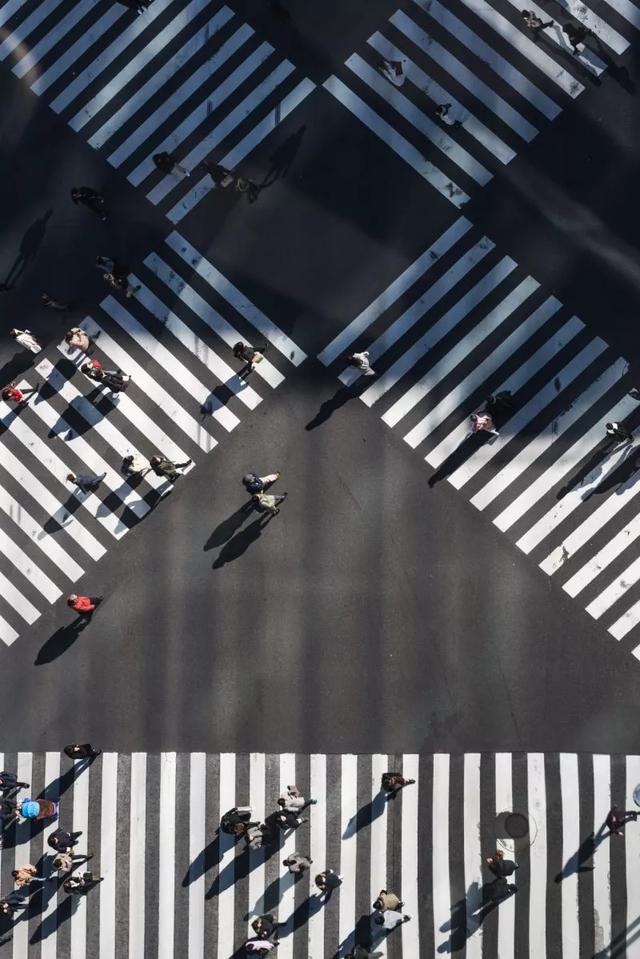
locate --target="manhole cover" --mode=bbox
[505,813,529,839]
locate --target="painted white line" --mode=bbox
[364,256,513,410]
[14,0,95,78]
[140,255,261,409]
[410,0,561,119]
[401,756,420,957]
[495,388,637,532]
[470,351,621,511]
[626,757,640,956]
[69,754,90,959]
[31,5,126,95]
[527,754,547,959]
[610,598,640,641]
[463,754,483,959]
[0,0,66,61]
[128,753,146,959]
[166,232,306,366]
[495,754,515,958]
[559,754,580,959]
[12,752,33,959]
[158,753,177,959]
[217,754,236,959]
[564,511,640,598]
[432,755,450,955]
[592,756,611,956]
[555,0,629,52]
[429,297,563,469]
[247,754,266,935]
[517,439,638,554]
[324,75,469,207]
[99,752,118,959]
[0,568,38,625]
[308,755,326,959]
[51,0,174,113]
[345,237,495,389]
[451,331,600,489]
[0,481,83,580]
[0,615,18,646]
[41,752,62,959]
[586,554,640,620]
[457,0,585,95]
[318,217,471,366]
[369,755,388,957]
[347,53,492,185]
[338,754,358,953]
[0,525,60,603]
[0,0,30,32]
[109,23,253,166]
[277,755,297,959]
[391,9,537,141]
[369,31,516,164]
[87,5,233,145]
[501,0,606,72]
[403,277,539,448]
[167,77,315,223]
[601,0,640,29]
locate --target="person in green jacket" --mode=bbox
[149,455,192,482]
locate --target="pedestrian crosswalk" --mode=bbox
[318,215,640,652]
[0,0,315,221]
[1,750,639,957]
[323,0,633,206]
[0,231,305,646]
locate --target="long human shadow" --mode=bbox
[206,836,283,899]
[182,834,225,887]
[556,440,635,499]
[0,351,34,387]
[592,455,640,499]
[247,870,296,918]
[305,381,369,431]
[333,913,375,958]
[555,820,609,883]
[427,432,488,487]
[594,914,640,958]
[212,517,271,568]
[438,881,482,953]
[2,209,53,289]
[204,505,252,551]
[588,32,636,92]
[34,617,90,666]
[277,890,324,937]
[342,791,387,840]
[260,125,306,188]
[30,891,74,943]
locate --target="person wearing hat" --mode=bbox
[242,471,280,495]
[19,797,57,821]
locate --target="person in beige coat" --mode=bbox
[65,327,92,353]
[372,889,404,912]
[12,864,45,887]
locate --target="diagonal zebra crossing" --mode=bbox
[0,0,315,222]
[323,0,635,206]
[0,751,636,957]
[318,215,640,654]
[0,231,305,647]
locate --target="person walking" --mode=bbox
[67,472,107,495]
[487,876,517,901]
[315,868,343,899]
[486,849,518,877]
[242,472,281,494]
[283,853,313,874]
[66,594,102,617]
[233,341,266,376]
[243,823,273,851]
[65,327,93,354]
[18,797,57,822]
[9,328,41,354]
[345,351,375,376]
[277,784,317,814]
[0,771,29,796]
[468,411,499,437]
[372,908,411,930]
[101,369,131,393]
[252,491,288,517]
[122,453,150,477]
[521,10,554,39]
[243,939,278,954]
[153,151,190,176]
[274,809,306,831]
[347,948,383,959]
[81,359,105,382]
[376,58,405,86]
[48,827,83,853]
[41,292,70,310]
[372,889,404,912]
[251,914,280,940]
[200,161,237,188]
[149,454,192,482]
[95,255,127,277]
[606,804,638,836]
[220,806,255,836]
[12,864,46,888]
[1,383,37,404]
[0,890,28,916]
[563,21,594,54]
[71,187,107,221]
[64,744,102,760]
[381,772,415,797]
[435,103,463,128]
[63,871,103,895]
[52,851,93,875]
[103,271,140,298]
[606,421,633,443]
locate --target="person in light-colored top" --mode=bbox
[277,784,317,813]
[10,328,41,353]
[372,908,411,930]
[346,351,375,376]
[122,453,150,477]
[377,58,405,86]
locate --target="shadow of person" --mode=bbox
[438,883,482,953]
[428,432,486,487]
[212,518,269,568]
[247,870,296,919]
[261,125,306,188]
[555,823,608,883]
[206,831,282,899]
[305,382,368,431]
[591,35,636,92]
[182,834,224,887]
[2,210,53,290]
[34,618,90,666]
[30,891,74,943]
[0,351,34,386]
[277,890,324,937]
[334,913,374,958]
[204,505,252,551]
[342,791,386,840]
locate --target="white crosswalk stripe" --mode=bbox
[0,751,629,957]
[0,0,314,218]
[324,0,634,206]
[318,218,640,653]
[0,233,303,646]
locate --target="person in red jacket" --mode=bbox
[66,594,102,617]
[1,382,37,404]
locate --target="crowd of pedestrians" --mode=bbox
[0,747,103,938]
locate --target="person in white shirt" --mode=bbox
[376,58,405,86]
[121,453,149,477]
[10,328,41,353]
[346,351,375,376]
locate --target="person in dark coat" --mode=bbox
[606,804,638,836]
[71,187,107,221]
[153,151,189,176]
[220,807,255,836]
[64,744,102,760]
[486,849,518,878]
[0,771,29,796]
[63,872,103,894]
[251,914,279,940]
[487,876,517,901]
